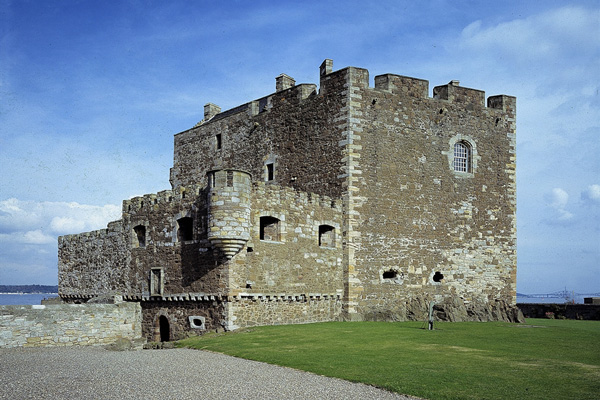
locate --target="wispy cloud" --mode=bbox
[0,198,121,284]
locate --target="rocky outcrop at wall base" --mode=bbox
[361,297,524,323]
[433,298,524,323]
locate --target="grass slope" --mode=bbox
[178,319,600,400]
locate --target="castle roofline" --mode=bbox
[175,59,514,137]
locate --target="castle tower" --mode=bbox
[207,169,252,258]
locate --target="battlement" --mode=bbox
[122,184,205,215]
[253,180,341,211]
[374,74,429,98]
[190,60,514,130]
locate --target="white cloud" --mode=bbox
[0,198,122,284]
[549,188,569,209]
[460,6,599,64]
[546,188,574,221]
[581,184,600,204]
[0,198,121,239]
[49,216,86,234]
[23,230,55,244]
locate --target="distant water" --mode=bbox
[0,293,58,305]
[517,296,585,304]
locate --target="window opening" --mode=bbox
[133,225,146,248]
[433,271,444,283]
[266,163,274,181]
[177,217,193,242]
[188,316,206,330]
[216,134,222,150]
[453,141,471,172]
[382,270,398,279]
[319,225,335,247]
[150,268,163,296]
[260,216,280,241]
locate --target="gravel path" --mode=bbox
[0,347,419,400]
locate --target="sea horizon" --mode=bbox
[0,293,59,305]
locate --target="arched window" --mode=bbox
[453,141,471,173]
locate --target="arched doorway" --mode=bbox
[158,315,170,342]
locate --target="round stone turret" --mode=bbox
[207,169,251,258]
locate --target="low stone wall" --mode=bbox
[518,303,600,321]
[0,302,142,348]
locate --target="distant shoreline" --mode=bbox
[0,292,58,295]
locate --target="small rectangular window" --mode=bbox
[260,216,280,241]
[133,225,146,248]
[150,268,163,296]
[216,134,222,150]
[319,225,335,247]
[266,163,274,181]
[177,217,194,242]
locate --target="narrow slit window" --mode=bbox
[266,163,274,181]
[216,134,222,150]
[260,216,280,241]
[150,268,163,296]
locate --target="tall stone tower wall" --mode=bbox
[336,69,517,321]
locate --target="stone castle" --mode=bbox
[58,60,519,342]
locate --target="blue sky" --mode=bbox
[0,1,598,295]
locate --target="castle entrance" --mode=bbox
[156,315,170,342]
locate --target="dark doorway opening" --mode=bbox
[159,315,170,342]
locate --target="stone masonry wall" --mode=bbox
[229,182,343,296]
[0,302,142,348]
[59,184,228,299]
[59,221,133,298]
[170,75,347,199]
[345,71,517,320]
[227,296,342,329]
[141,300,225,341]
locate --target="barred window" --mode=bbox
[453,141,471,172]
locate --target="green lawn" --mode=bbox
[178,319,600,400]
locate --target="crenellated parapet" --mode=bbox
[122,184,205,216]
